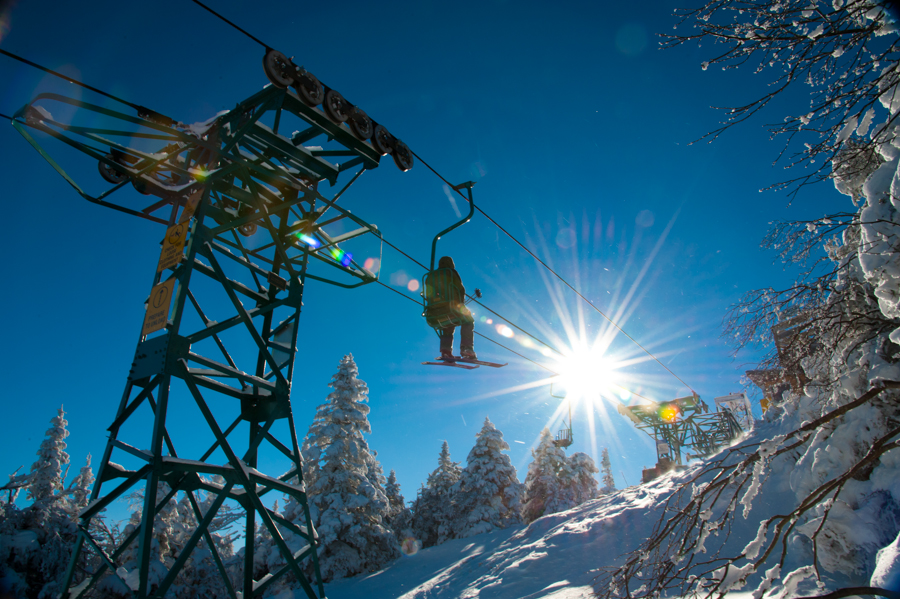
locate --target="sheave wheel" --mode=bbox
[349,108,373,140]
[295,70,324,106]
[393,141,413,172]
[132,177,151,195]
[239,222,258,237]
[262,49,294,88]
[323,89,351,123]
[371,124,394,156]
[99,154,127,184]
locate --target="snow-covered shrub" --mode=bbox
[450,417,524,538]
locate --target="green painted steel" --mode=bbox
[14,80,395,599]
[549,380,573,449]
[617,394,744,469]
[428,181,475,272]
[420,182,477,333]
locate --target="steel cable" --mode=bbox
[409,148,697,395]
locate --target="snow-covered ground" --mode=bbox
[319,389,900,599]
[322,477,676,599]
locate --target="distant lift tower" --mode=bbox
[617,394,745,483]
[549,379,573,449]
[11,54,410,598]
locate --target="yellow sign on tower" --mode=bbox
[178,190,202,224]
[157,222,188,273]
[142,278,176,336]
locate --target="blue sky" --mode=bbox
[0,0,850,519]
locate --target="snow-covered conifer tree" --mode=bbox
[451,417,523,539]
[299,354,399,581]
[599,447,616,494]
[412,441,461,547]
[65,453,94,514]
[568,452,599,504]
[522,428,576,522]
[0,407,98,599]
[384,469,405,524]
[27,406,70,507]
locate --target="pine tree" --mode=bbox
[568,452,599,504]
[451,417,523,539]
[412,441,461,547]
[299,354,399,581]
[522,428,576,522]
[65,453,95,514]
[105,483,237,598]
[27,406,70,507]
[1,407,99,599]
[600,447,616,493]
[384,469,405,524]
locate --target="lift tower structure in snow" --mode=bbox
[10,48,412,598]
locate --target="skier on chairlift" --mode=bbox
[429,255,477,361]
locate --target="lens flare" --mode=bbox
[0,6,11,45]
[400,537,422,556]
[329,247,353,267]
[407,279,420,292]
[390,271,409,286]
[658,403,681,423]
[297,234,320,249]
[496,324,514,338]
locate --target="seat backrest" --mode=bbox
[423,268,462,307]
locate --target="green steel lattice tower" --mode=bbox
[12,67,407,598]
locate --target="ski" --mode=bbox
[457,358,507,368]
[422,360,479,370]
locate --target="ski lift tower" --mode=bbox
[549,379,574,448]
[617,393,744,483]
[10,46,412,599]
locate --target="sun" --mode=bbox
[554,347,616,401]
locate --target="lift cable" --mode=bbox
[0,41,685,397]
[0,43,561,368]
[0,48,137,109]
[382,238,429,271]
[380,239,564,357]
[191,0,271,50]
[470,299,563,357]
[0,48,178,126]
[408,147,697,395]
[374,279,655,403]
[374,279,560,375]
[473,332,560,375]
[0,112,14,121]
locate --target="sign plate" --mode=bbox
[142,278,176,336]
[178,190,202,224]
[157,222,188,273]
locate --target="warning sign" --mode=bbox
[142,278,176,336]
[178,190,202,224]
[157,223,188,273]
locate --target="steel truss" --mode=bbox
[617,394,744,469]
[13,82,393,598]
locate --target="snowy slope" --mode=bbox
[322,477,677,599]
[317,393,900,599]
